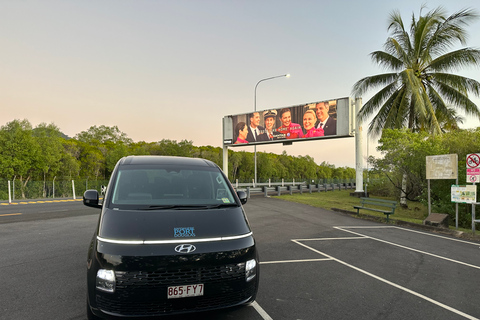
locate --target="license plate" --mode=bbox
[167,284,204,299]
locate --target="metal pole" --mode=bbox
[12,176,16,201]
[254,74,290,185]
[354,97,364,193]
[456,177,458,229]
[428,179,431,215]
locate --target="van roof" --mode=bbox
[118,155,217,168]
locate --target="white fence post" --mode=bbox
[8,181,11,204]
[72,180,76,200]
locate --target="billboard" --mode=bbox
[223,97,354,146]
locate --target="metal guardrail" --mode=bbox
[235,182,356,198]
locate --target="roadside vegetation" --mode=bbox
[274,190,479,236]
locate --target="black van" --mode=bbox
[83,156,258,319]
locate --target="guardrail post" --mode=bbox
[276,186,281,196]
[299,185,303,194]
[264,186,268,197]
[288,185,292,195]
[309,184,312,193]
[317,184,321,193]
[247,187,251,198]
[331,183,335,191]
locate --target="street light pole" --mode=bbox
[253,74,290,186]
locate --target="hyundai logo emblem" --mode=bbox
[175,244,196,253]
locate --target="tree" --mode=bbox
[33,123,64,197]
[352,6,480,205]
[353,6,480,134]
[75,125,133,144]
[0,119,39,198]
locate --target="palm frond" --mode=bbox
[370,50,404,70]
[428,48,480,72]
[352,72,399,98]
[356,81,400,121]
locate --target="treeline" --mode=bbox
[0,119,355,197]
[367,128,480,228]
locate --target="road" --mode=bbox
[1,196,480,319]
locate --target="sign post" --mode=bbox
[466,153,480,233]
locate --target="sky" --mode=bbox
[1,0,480,168]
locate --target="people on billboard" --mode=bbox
[315,101,337,136]
[246,112,268,143]
[277,108,303,139]
[234,122,249,144]
[263,110,283,141]
[302,110,324,138]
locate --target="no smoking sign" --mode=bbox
[467,153,480,183]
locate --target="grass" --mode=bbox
[272,190,479,236]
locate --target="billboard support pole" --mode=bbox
[355,97,364,193]
[223,145,228,179]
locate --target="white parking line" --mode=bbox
[251,301,273,320]
[295,236,367,241]
[260,258,332,265]
[336,225,480,246]
[335,227,480,270]
[292,239,480,320]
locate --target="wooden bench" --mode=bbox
[353,197,397,222]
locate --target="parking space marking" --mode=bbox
[336,225,479,246]
[295,236,367,241]
[251,301,273,320]
[292,239,480,320]
[1,199,82,206]
[335,227,480,270]
[260,258,332,265]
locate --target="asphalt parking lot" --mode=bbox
[1,196,480,319]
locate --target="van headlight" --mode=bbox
[96,269,116,293]
[245,259,257,282]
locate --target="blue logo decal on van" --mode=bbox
[174,227,196,237]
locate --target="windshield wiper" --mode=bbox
[141,205,211,210]
[205,203,238,209]
[140,205,178,210]
[140,204,238,210]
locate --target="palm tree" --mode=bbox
[352,6,480,206]
[352,6,480,136]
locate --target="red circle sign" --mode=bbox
[467,154,480,168]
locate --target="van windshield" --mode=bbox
[108,165,237,209]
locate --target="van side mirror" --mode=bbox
[237,191,247,205]
[83,189,102,209]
